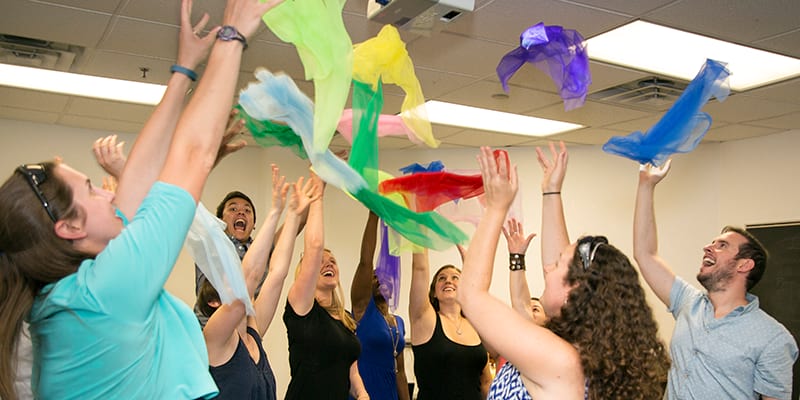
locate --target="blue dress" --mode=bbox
[352,297,406,400]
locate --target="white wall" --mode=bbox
[2,117,798,397]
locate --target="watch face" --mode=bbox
[219,26,235,39]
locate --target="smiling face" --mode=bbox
[317,249,340,290]
[54,163,122,255]
[220,197,254,242]
[697,231,748,292]
[429,265,461,309]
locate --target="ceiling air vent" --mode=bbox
[0,34,82,71]
[588,76,689,111]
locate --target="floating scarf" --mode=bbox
[185,203,254,315]
[497,22,591,111]
[602,59,730,166]
[352,24,438,147]
[262,0,352,154]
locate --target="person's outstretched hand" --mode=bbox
[502,218,536,255]
[535,141,568,194]
[477,147,517,212]
[639,159,672,188]
[177,0,218,70]
[93,134,127,178]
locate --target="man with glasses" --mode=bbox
[634,161,797,400]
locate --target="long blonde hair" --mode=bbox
[295,249,357,332]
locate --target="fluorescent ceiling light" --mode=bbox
[0,63,166,105]
[586,20,800,91]
[422,100,584,137]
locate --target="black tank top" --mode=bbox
[412,313,487,400]
[209,326,276,400]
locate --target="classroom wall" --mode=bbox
[2,117,797,397]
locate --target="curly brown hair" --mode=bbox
[545,238,670,400]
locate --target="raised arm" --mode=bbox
[502,218,536,320]
[242,165,287,297]
[351,211,379,322]
[459,147,582,395]
[287,172,325,316]
[409,249,436,344]
[158,0,283,200]
[536,142,570,271]
[252,173,318,336]
[633,161,676,306]
[113,0,215,218]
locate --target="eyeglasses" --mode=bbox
[577,235,608,271]
[17,164,58,222]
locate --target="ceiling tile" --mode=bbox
[443,0,629,43]
[43,0,124,14]
[568,0,677,16]
[405,32,511,77]
[645,1,800,44]
[0,1,112,47]
[103,17,177,60]
[745,78,800,105]
[439,79,562,113]
[431,124,466,139]
[415,67,480,99]
[703,124,783,142]
[533,100,651,127]
[82,50,173,81]
[754,30,800,59]
[704,94,800,124]
[242,41,304,78]
[121,0,224,26]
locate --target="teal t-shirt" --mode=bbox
[29,182,218,400]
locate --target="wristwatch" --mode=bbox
[217,25,248,50]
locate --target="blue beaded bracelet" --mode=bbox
[170,64,197,81]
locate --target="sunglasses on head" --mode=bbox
[17,164,58,222]
[577,236,609,271]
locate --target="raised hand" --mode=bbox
[535,141,568,193]
[222,0,286,42]
[214,109,249,167]
[639,159,672,187]
[93,135,127,178]
[477,147,517,212]
[178,0,218,70]
[270,163,290,212]
[502,218,536,255]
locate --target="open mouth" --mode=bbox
[702,256,715,267]
[234,218,247,231]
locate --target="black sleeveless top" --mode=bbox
[412,313,487,400]
[283,300,361,399]
[209,326,276,400]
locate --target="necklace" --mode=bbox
[383,314,400,373]
[441,312,464,335]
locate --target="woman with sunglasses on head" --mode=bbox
[458,145,669,400]
[0,0,283,398]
